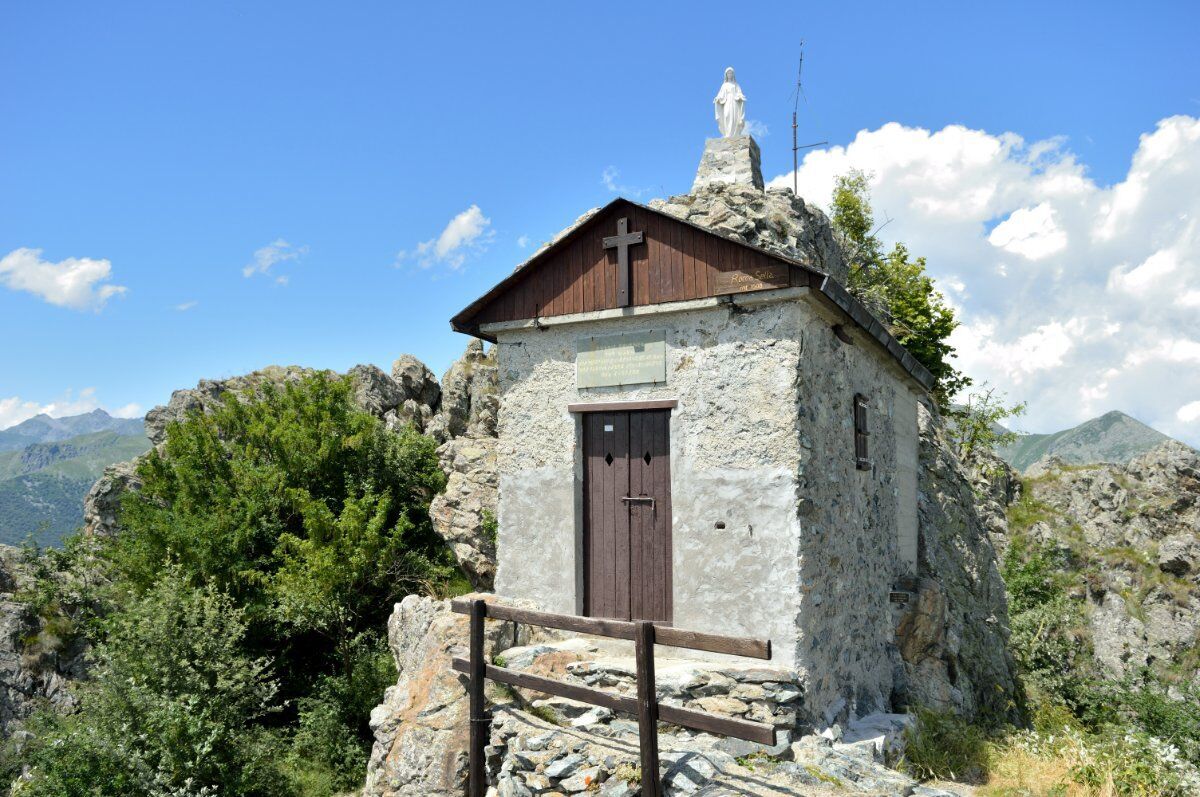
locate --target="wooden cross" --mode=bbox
[603,217,645,307]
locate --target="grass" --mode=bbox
[1006,493,1059,533]
[978,741,1089,797]
[901,708,990,784]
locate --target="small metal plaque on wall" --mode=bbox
[577,330,667,388]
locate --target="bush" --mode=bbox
[15,373,454,792]
[13,569,286,797]
[287,632,397,790]
[901,708,990,783]
[107,375,449,754]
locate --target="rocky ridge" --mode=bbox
[892,407,1023,724]
[1001,441,1200,680]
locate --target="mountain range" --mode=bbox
[996,410,1177,472]
[0,410,149,548]
[0,409,144,452]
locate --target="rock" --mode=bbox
[0,546,88,738]
[392,354,442,408]
[544,753,586,779]
[82,458,143,537]
[599,779,635,796]
[427,340,498,443]
[1159,534,1198,576]
[362,593,528,797]
[348,364,406,417]
[429,436,498,589]
[893,405,1024,725]
[839,712,914,763]
[662,751,722,793]
[650,183,848,284]
[1016,440,1200,679]
[558,765,603,791]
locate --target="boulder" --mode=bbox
[429,436,498,590]
[427,340,498,443]
[650,183,849,284]
[82,458,143,538]
[363,593,528,797]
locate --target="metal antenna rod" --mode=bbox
[792,41,827,195]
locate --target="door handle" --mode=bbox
[621,495,655,510]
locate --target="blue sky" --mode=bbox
[3,1,1200,442]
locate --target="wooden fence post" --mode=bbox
[469,599,488,797]
[634,620,661,797]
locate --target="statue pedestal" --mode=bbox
[692,136,764,192]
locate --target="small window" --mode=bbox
[854,394,871,471]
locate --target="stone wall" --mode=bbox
[791,301,919,723]
[492,296,807,667]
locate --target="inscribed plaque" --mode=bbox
[576,331,666,388]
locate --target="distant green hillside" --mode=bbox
[0,429,149,548]
[997,410,1173,472]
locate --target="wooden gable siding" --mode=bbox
[470,203,808,326]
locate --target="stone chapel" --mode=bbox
[449,96,934,716]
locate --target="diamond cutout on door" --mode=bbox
[605,453,614,466]
[644,451,652,465]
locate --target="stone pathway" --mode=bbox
[487,706,964,797]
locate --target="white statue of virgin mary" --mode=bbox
[713,67,746,138]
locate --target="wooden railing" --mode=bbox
[450,599,775,797]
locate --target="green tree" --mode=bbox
[948,384,1027,463]
[13,569,285,797]
[830,170,970,406]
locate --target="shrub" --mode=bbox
[901,708,990,783]
[287,632,396,790]
[107,375,449,749]
[15,373,453,791]
[13,569,286,797]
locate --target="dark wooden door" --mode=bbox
[583,409,672,623]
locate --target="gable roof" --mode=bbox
[451,197,935,392]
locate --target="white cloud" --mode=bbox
[988,203,1068,260]
[744,119,769,139]
[600,166,649,197]
[517,235,531,248]
[1177,400,1200,424]
[243,239,307,281]
[0,248,127,310]
[175,300,198,312]
[110,403,143,418]
[397,205,494,271]
[770,114,1200,445]
[0,389,142,430]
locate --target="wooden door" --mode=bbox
[583,409,673,623]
